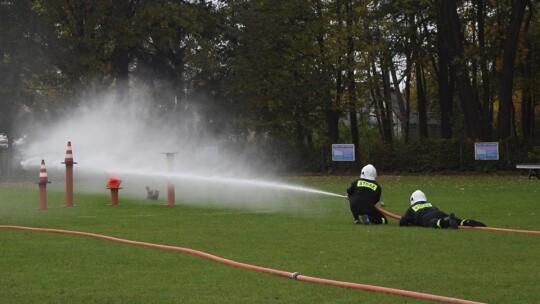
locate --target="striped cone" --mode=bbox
[64,141,74,164]
[39,159,48,183]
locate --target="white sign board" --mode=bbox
[474,142,499,160]
[332,144,355,161]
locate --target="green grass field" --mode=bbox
[1,174,539,303]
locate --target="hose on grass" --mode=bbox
[374,206,540,235]
[0,224,483,304]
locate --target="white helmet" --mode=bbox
[410,190,427,205]
[361,164,377,181]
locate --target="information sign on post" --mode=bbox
[332,144,355,161]
[474,142,499,160]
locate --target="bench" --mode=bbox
[516,164,540,179]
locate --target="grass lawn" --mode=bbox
[0,174,539,303]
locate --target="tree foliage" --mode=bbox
[1,0,540,170]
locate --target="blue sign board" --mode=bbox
[474,142,499,160]
[332,144,355,161]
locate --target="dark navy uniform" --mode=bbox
[399,201,452,228]
[400,201,486,228]
[346,178,387,224]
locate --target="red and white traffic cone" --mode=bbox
[61,141,77,207]
[37,159,51,209]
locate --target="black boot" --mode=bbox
[462,219,486,227]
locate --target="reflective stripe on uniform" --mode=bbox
[412,202,433,212]
[356,180,377,191]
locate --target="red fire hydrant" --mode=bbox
[106,177,122,206]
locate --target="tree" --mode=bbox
[314,0,341,146]
[345,0,360,161]
[520,2,539,141]
[440,0,485,139]
[3,0,540,174]
[0,0,48,143]
[497,0,529,139]
[435,2,454,138]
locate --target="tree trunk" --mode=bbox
[389,54,409,142]
[403,61,412,143]
[372,61,391,142]
[497,0,528,139]
[345,0,360,163]
[521,6,535,141]
[442,0,484,139]
[326,111,340,144]
[368,65,386,140]
[381,64,393,143]
[521,93,534,140]
[116,49,130,102]
[436,11,453,139]
[416,62,428,138]
[477,0,493,140]
[315,0,340,145]
[348,74,360,162]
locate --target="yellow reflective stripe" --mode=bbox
[436,219,442,228]
[412,202,433,212]
[356,180,378,191]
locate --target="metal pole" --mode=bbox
[65,163,74,206]
[109,188,120,206]
[164,153,177,206]
[37,159,50,209]
[38,183,48,209]
[62,142,77,207]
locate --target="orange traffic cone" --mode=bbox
[64,141,74,164]
[39,159,48,183]
[37,159,51,209]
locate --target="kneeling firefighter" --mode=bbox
[346,164,388,225]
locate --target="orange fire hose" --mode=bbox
[374,206,540,235]
[0,224,483,304]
